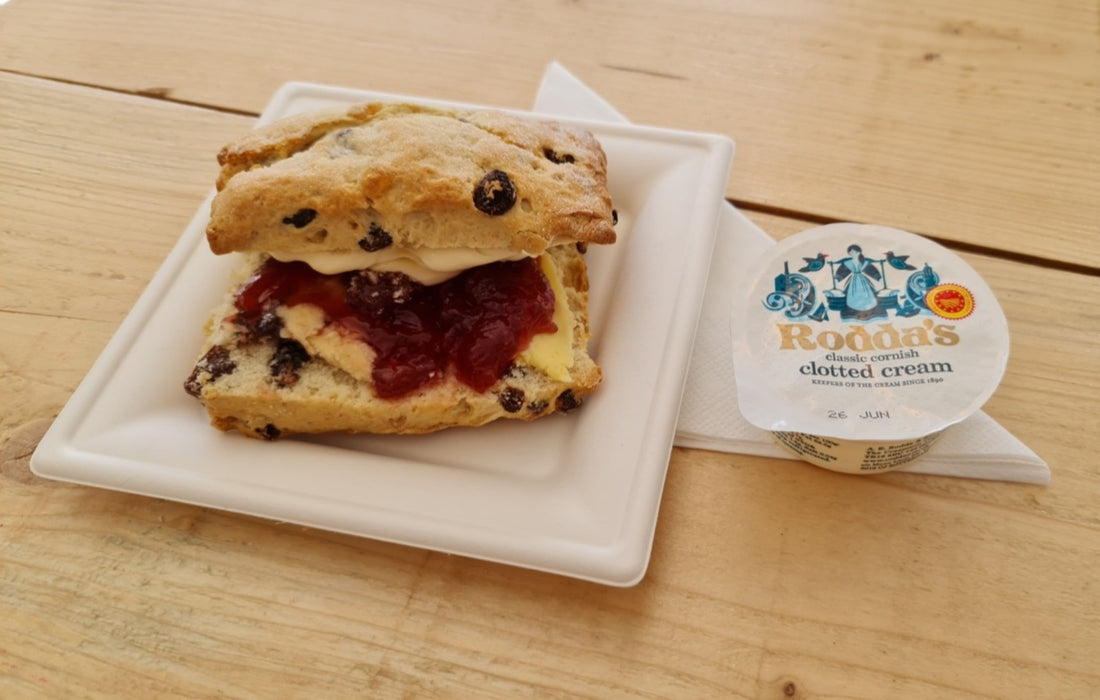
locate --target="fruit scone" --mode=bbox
[184,102,617,439]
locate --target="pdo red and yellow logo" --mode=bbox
[925,284,975,320]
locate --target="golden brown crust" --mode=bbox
[206,103,616,256]
[185,245,601,439]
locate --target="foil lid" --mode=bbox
[731,223,1009,442]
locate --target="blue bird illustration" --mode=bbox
[884,251,916,270]
[798,253,827,272]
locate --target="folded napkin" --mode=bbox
[533,62,1050,484]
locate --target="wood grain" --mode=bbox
[0,75,253,323]
[1,0,1096,267]
[2,432,1098,697]
[2,73,1099,698]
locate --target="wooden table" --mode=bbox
[2,1,1098,697]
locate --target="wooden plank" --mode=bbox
[2,74,1099,698]
[0,75,255,324]
[1,0,1096,267]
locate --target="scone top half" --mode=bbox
[207,102,617,278]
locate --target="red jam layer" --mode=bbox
[234,257,557,398]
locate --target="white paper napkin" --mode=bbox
[533,62,1050,484]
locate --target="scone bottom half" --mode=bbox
[184,244,605,439]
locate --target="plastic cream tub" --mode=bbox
[731,223,1009,474]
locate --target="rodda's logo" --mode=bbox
[776,319,960,352]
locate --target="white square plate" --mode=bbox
[31,82,733,586]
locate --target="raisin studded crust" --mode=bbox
[207,102,617,256]
[185,244,602,439]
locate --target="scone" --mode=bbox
[185,101,617,439]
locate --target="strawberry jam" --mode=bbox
[234,257,557,398]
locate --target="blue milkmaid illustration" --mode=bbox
[763,242,940,322]
[833,244,884,320]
